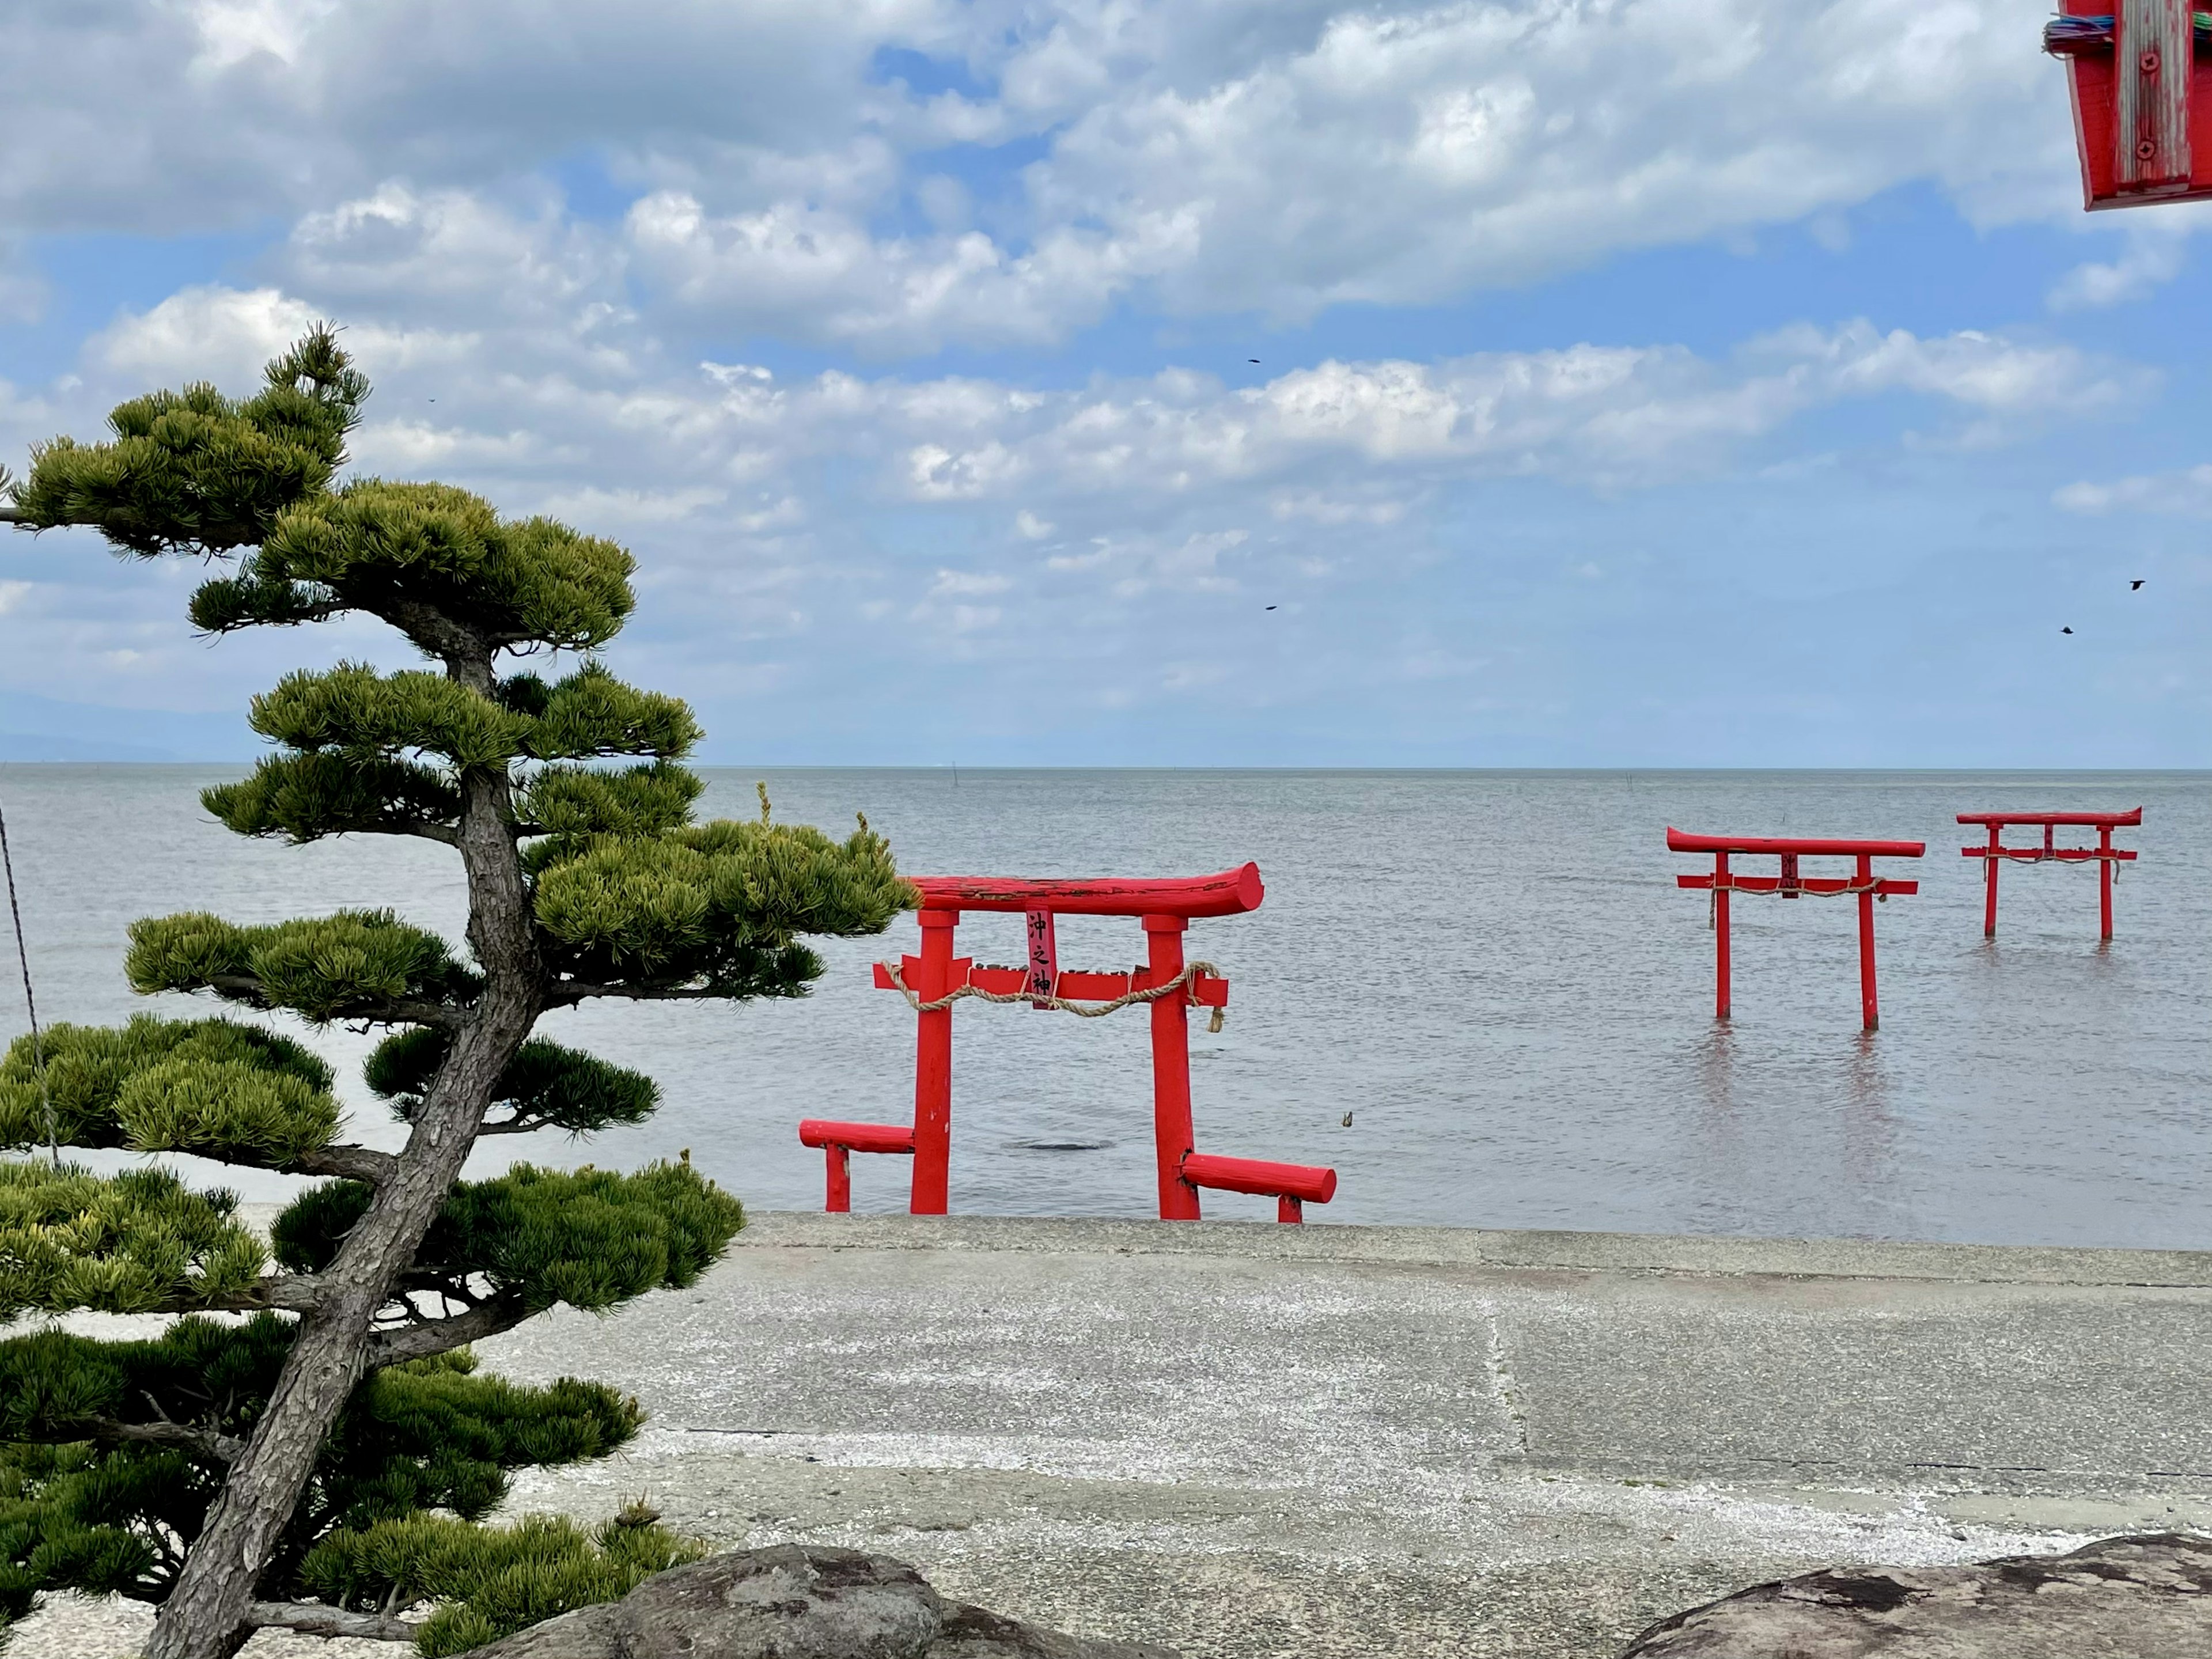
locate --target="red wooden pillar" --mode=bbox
[1145,914,1202,1221]
[2099,824,2116,940]
[911,910,959,1214]
[1713,850,1732,1021]
[1982,823,2001,937]
[1855,852,1878,1032]
[2116,0,2193,196]
[824,1145,852,1212]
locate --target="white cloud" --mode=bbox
[2045,206,2212,311]
[90,287,319,386]
[0,3,2109,351]
[2054,465,2212,517]
[930,570,1013,597]
[90,287,471,391]
[842,323,2132,502]
[33,286,2135,565]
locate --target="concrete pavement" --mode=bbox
[473,1214,2212,1659]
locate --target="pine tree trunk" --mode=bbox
[145,753,540,1659]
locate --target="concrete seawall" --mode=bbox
[20,1213,2212,1657]
[480,1214,2212,1659]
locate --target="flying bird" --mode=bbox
[2132,579,2145,590]
[1248,358,1260,363]
[2062,626,2074,635]
[1340,1112,1354,1127]
[1266,604,1278,611]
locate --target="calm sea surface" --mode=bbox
[0,766,2205,1248]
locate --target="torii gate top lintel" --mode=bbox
[1956,809,2143,829]
[910,862,1264,918]
[1666,828,1926,859]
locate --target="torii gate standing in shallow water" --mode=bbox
[1668,829,1925,1031]
[800,863,1338,1222]
[1959,809,2141,941]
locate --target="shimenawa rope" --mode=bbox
[1705,877,1887,927]
[881,958,1228,1030]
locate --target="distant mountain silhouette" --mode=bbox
[0,692,251,762]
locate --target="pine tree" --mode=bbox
[0,329,914,1657]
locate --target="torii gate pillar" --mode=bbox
[911,910,960,1214]
[1146,915,1202,1221]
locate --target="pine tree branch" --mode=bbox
[382,594,489,662]
[85,1416,245,1461]
[138,1273,323,1316]
[365,1290,531,1366]
[202,972,463,1028]
[547,982,732,1006]
[289,1143,400,1184]
[247,1601,421,1643]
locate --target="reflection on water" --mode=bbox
[0,764,2205,1248]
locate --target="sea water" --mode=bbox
[1,766,2205,1248]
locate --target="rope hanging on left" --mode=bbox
[0,782,57,1163]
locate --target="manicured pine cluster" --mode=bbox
[0,328,914,1658]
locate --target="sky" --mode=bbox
[2,0,2211,766]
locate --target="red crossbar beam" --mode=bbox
[797,1119,916,1213]
[1181,1151,1338,1223]
[798,1119,915,1154]
[1665,828,1927,858]
[873,960,1231,1007]
[1676,876,1918,895]
[911,863,1263,918]
[1956,809,2143,828]
[1960,847,2138,862]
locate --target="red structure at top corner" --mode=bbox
[2048,1,2212,210]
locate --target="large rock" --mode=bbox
[1620,1531,2212,1658]
[463,1543,1177,1659]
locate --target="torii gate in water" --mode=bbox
[799,864,1338,1222]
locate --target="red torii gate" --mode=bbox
[1669,829,1925,1031]
[1959,809,2142,941]
[2046,1,2212,210]
[798,863,1338,1222]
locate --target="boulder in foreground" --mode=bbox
[1621,1531,2212,1658]
[461,1542,1178,1659]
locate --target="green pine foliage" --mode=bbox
[124,910,479,1023]
[204,753,463,845]
[0,1016,333,1160]
[516,762,702,843]
[535,817,909,993]
[240,480,637,653]
[7,329,365,558]
[0,325,914,1654]
[366,1031,660,1137]
[300,1510,704,1657]
[0,1328,645,1634]
[251,664,536,768]
[271,1162,743,1315]
[0,1164,265,1319]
